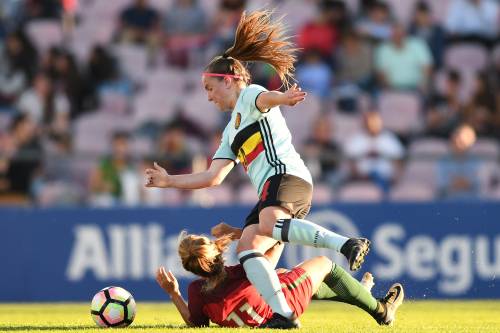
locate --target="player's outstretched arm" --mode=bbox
[145,159,234,190]
[156,267,193,327]
[256,83,307,111]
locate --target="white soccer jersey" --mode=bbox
[213,84,312,195]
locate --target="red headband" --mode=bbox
[202,72,242,79]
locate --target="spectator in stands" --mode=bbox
[463,72,498,137]
[303,114,344,187]
[409,1,445,69]
[50,50,85,119]
[445,0,499,44]
[297,0,341,59]
[32,133,83,205]
[336,30,373,88]
[344,111,405,193]
[83,45,119,109]
[156,122,193,175]
[17,71,70,136]
[335,29,373,109]
[89,131,134,206]
[426,70,464,138]
[375,24,433,92]
[0,30,38,108]
[437,124,480,199]
[210,0,246,53]
[163,0,207,68]
[356,0,393,41]
[296,49,333,100]
[2,114,42,199]
[118,0,160,45]
[21,0,62,22]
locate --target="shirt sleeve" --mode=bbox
[212,125,238,163]
[188,282,210,327]
[241,84,269,119]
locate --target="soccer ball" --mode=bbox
[91,286,136,328]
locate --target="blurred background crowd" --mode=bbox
[0,0,499,207]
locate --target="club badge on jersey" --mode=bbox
[235,113,241,129]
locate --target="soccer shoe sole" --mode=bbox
[381,283,405,326]
[350,239,371,271]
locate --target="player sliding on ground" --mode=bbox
[145,10,370,328]
[155,231,404,328]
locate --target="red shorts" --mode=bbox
[278,267,313,317]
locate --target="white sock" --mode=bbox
[272,218,349,252]
[238,250,293,318]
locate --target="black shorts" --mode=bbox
[243,174,313,229]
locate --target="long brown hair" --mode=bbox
[205,10,298,88]
[178,231,233,293]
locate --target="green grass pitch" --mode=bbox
[1,301,499,333]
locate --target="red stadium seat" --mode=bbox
[378,91,423,135]
[401,159,437,188]
[408,137,449,158]
[445,43,489,73]
[237,184,259,204]
[338,181,383,202]
[471,139,500,160]
[312,183,335,204]
[26,20,63,52]
[390,181,435,201]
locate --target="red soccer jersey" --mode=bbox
[187,265,312,327]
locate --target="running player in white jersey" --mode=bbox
[145,10,370,329]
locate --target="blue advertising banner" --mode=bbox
[1,202,499,302]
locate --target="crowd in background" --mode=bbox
[0,0,499,207]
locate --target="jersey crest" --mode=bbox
[235,112,241,129]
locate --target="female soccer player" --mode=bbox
[155,231,404,328]
[145,10,370,328]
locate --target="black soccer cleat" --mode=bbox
[259,313,300,329]
[375,283,405,326]
[340,238,371,271]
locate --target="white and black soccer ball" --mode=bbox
[90,286,136,328]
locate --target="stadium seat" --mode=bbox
[237,184,259,204]
[445,44,489,73]
[132,89,179,127]
[148,0,174,12]
[401,159,437,188]
[433,69,476,101]
[282,93,322,146]
[408,137,449,158]
[113,45,149,83]
[492,43,500,66]
[378,91,423,135]
[181,89,221,133]
[389,181,435,201]
[471,139,500,160]
[431,0,451,24]
[478,161,498,198]
[312,183,334,204]
[332,112,363,145]
[385,0,419,26]
[26,20,63,52]
[74,111,135,155]
[337,182,383,202]
[192,184,234,207]
[0,113,12,132]
[275,0,317,34]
